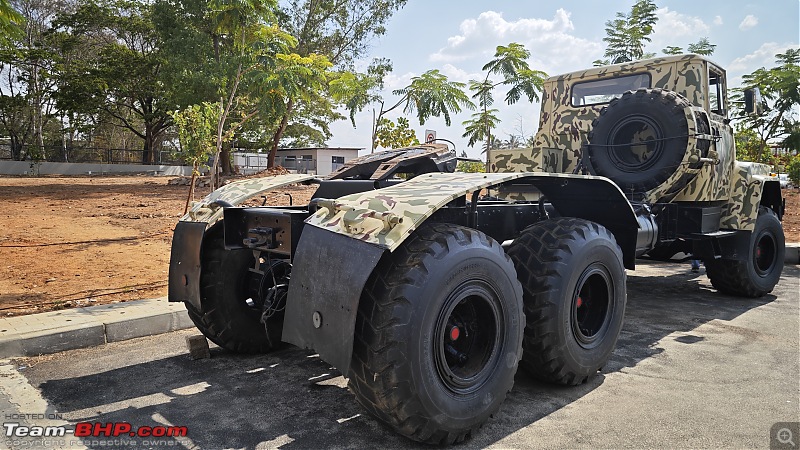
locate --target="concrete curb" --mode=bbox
[0,297,192,358]
[786,243,800,265]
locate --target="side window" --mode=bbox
[709,69,725,116]
[571,73,651,106]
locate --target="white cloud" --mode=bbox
[429,9,602,75]
[713,15,723,26]
[726,42,797,84]
[383,71,415,91]
[650,8,711,50]
[439,64,481,84]
[739,15,759,30]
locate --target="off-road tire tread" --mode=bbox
[347,223,523,445]
[185,228,278,354]
[705,207,784,298]
[507,217,623,386]
[587,88,708,194]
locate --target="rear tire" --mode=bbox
[186,225,287,353]
[507,218,626,385]
[348,224,524,445]
[706,206,784,297]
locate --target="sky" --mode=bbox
[324,0,800,158]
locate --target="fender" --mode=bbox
[305,171,639,253]
[168,174,316,309]
[287,172,640,374]
[181,173,317,226]
[720,162,782,231]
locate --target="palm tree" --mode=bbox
[462,43,547,151]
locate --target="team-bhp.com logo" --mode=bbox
[5,422,188,438]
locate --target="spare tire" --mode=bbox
[587,88,701,194]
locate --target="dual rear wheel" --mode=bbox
[348,220,626,444]
[189,220,627,445]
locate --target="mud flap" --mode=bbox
[168,221,207,311]
[282,226,385,375]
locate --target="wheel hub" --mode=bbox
[572,266,613,349]
[434,283,503,394]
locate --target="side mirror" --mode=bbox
[743,87,763,115]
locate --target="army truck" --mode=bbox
[169,54,784,445]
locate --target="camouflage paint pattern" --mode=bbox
[180,174,316,226]
[719,162,771,230]
[305,172,614,251]
[490,54,710,176]
[488,147,562,173]
[489,54,770,231]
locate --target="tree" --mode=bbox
[736,49,800,164]
[462,43,546,151]
[335,67,473,152]
[52,0,173,164]
[279,0,407,68]
[687,38,716,55]
[456,160,485,173]
[374,116,418,149]
[596,0,658,65]
[169,102,219,213]
[787,154,800,186]
[662,38,716,56]
[0,0,24,46]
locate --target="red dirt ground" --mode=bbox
[0,176,797,317]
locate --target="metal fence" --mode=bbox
[0,144,183,166]
[232,152,317,174]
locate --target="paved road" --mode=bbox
[3,261,799,449]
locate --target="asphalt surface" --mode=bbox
[3,260,799,449]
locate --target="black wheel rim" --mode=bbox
[753,231,778,276]
[571,264,613,349]
[606,114,664,173]
[434,281,503,394]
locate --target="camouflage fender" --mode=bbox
[305,171,639,252]
[169,173,315,309]
[180,173,316,226]
[720,161,773,231]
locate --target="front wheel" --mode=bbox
[706,206,784,297]
[507,218,627,385]
[348,224,524,445]
[186,225,288,353]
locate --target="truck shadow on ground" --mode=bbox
[32,262,796,449]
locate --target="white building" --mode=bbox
[232,147,361,176]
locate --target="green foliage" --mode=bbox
[349,67,473,152]
[787,155,800,186]
[600,0,658,64]
[687,38,716,55]
[734,125,771,163]
[462,109,500,149]
[456,160,485,173]
[736,49,800,163]
[462,43,546,150]
[279,0,408,67]
[169,103,220,172]
[0,0,24,46]
[393,69,473,126]
[374,117,418,149]
[595,2,715,66]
